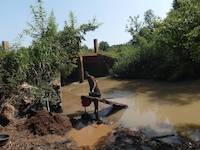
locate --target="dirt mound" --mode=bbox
[24,110,72,136]
[0,118,78,150]
[0,103,15,126]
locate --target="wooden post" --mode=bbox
[78,56,84,83]
[94,39,98,53]
[2,41,9,51]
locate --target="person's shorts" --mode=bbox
[89,92,101,98]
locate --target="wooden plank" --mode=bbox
[81,96,128,109]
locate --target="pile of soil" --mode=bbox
[95,128,200,150]
[24,110,72,136]
[0,116,77,150]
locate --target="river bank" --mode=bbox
[0,77,200,149]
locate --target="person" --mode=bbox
[85,71,101,120]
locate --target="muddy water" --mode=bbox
[68,124,112,148]
[64,77,200,141]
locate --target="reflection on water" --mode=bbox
[66,77,200,141]
[104,90,133,99]
[105,90,175,136]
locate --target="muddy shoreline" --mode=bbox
[61,77,200,149]
[0,77,200,149]
[95,127,200,150]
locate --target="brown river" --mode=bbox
[62,77,200,147]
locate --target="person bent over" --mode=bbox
[85,71,101,121]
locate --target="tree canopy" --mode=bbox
[0,0,100,102]
[113,0,200,81]
[99,41,110,51]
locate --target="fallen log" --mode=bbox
[81,96,128,109]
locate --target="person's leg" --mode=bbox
[95,96,103,124]
[94,100,99,120]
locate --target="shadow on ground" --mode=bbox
[68,106,125,130]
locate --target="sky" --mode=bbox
[0,0,173,48]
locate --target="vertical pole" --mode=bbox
[79,56,84,83]
[2,41,9,51]
[94,39,98,53]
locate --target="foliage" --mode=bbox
[126,15,142,45]
[81,45,89,51]
[113,0,200,81]
[100,44,135,59]
[172,0,181,10]
[99,41,110,51]
[24,0,47,40]
[0,0,99,104]
[0,50,23,99]
[58,11,100,77]
[23,2,99,83]
[25,9,59,84]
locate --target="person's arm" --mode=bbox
[91,77,97,92]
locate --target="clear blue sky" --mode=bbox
[0,0,173,48]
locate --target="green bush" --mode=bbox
[0,50,23,99]
[0,0,100,103]
[113,0,200,81]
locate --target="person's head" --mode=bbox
[85,71,90,79]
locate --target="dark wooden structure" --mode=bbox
[61,39,115,85]
[77,39,115,83]
[94,39,98,53]
[78,39,99,83]
[1,41,9,51]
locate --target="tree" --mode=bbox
[59,11,100,53]
[126,10,160,46]
[58,11,100,76]
[18,0,61,85]
[144,10,158,30]
[81,45,89,51]
[126,15,142,44]
[115,0,200,81]
[172,0,181,10]
[0,0,101,106]
[99,41,109,51]
[45,11,58,42]
[24,0,47,40]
